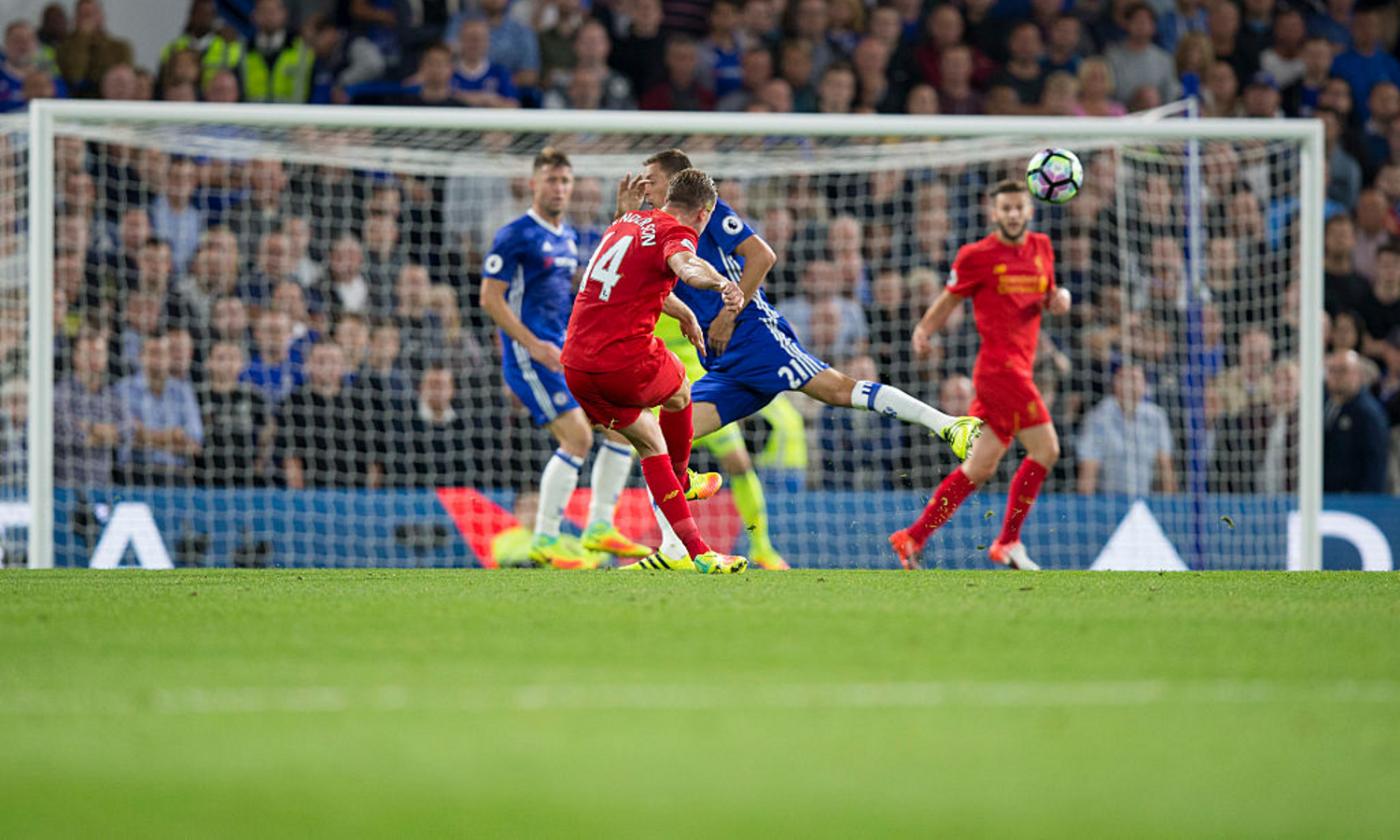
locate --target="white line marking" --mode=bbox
[3,681,1399,717]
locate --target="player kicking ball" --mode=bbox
[619,150,982,569]
[891,179,1072,571]
[481,148,655,569]
[561,168,748,575]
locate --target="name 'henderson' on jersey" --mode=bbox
[947,230,1056,381]
[482,208,581,347]
[562,210,699,373]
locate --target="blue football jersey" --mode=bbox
[483,209,581,347]
[672,197,777,330]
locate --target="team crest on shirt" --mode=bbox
[994,263,1007,274]
[722,215,743,235]
[542,241,553,252]
[552,392,569,407]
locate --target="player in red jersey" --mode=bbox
[561,169,748,575]
[890,178,1072,571]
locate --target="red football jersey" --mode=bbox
[947,231,1055,381]
[562,209,699,373]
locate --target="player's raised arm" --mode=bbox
[667,250,743,311]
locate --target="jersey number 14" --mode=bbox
[580,232,633,301]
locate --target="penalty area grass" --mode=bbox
[1,569,1399,838]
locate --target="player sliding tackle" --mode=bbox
[620,149,983,569]
[891,179,1072,571]
[481,148,655,569]
[561,168,749,575]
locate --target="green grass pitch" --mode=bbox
[3,569,1400,838]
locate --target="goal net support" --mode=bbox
[18,101,1324,571]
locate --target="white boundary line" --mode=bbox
[2,680,1398,717]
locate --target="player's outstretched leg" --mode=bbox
[529,410,597,570]
[987,424,1059,571]
[798,369,983,461]
[580,432,653,559]
[889,432,1009,570]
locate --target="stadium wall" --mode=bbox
[20,489,1398,572]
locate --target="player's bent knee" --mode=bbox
[552,412,593,458]
[662,378,692,412]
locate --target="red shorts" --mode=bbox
[564,347,685,430]
[971,374,1051,444]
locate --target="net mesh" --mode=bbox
[0,115,27,568]
[33,111,1303,569]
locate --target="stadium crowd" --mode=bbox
[0,0,1399,497]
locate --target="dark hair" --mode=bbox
[1378,240,1400,259]
[664,168,718,212]
[643,148,693,176]
[533,146,572,171]
[142,236,172,250]
[422,41,452,58]
[989,178,1028,198]
[1123,2,1155,23]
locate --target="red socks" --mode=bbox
[998,458,1048,545]
[659,403,694,485]
[909,468,977,547]
[641,454,709,557]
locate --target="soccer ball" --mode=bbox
[1026,148,1084,204]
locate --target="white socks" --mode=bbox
[587,441,634,528]
[536,449,582,538]
[851,380,955,435]
[651,494,687,558]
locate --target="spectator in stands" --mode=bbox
[1359,243,1400,353]
[1040,71,1078,116]
[1323,214,1371,317]
[270,280,320,348]
[788,0,837,80]
[399,365,474,487]
[160,0,236,92]
[116,332,202,485]
[1324,349,1388,493]
[936,45,981,116]
[282,217,320,288]
[1282,36,1333,117]
[1259,7,1305,90]
[700,0,744,100]
[335,313,371,379]
[904,82,938,114]
[395,42,456,107]
[1320,108,1362,210]
[0,377,25,483]
[1075,57,1125,116]
[54,327,123,486]
[1,20,58,112]
[240,0,312,104]
[452,20,518,107]
[97,61,135,100]
[1307,0,1354,49]
[640,35,714,111]
[868,269,914,383]
[851,36,899,113]
[280,340,372,489]
[548,20,632,110]
[1078,362,1177,496]
[196,340,270,486]
[1106,4,1180,106]
[361,213,404,316]
[993,21,1046,108]
[1043,15,1085,77]
[536,0,588,88]
[610,0,665,95]
[1352,188,1389,281]
[1203,59,1240,116]
[318,233,370,318]
[305,13,347,103]
[210,296,250,355]
[149,157,203,274]
[1158,0,1209,54]
[1242,71,1282,118]
[717,46,772,111]
[1331,308,1364,353]
[392,264,443,376]
[240,308,303,406]
[342,0,401,87]
[1257,359,1299,493]
[815,62,856,114]
[1212,327,1275,419]
[172,227,239,335]
[1330,7,1400,124]
[1174,32,1214,86]
[56,0,133,98]
[1360,82,1399,178]
[778,39,817,112]
[783,259,868,364]
[231,159,288,262]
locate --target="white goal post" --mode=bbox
[23,100,1325,571]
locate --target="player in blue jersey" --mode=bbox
[480,148,654,569]
[619,150,984,567]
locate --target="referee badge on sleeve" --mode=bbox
[484,254,503,275]
[722,215,743,235]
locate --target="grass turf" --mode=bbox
[2,570,1399,838]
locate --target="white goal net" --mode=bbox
[19,104,1323,570]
